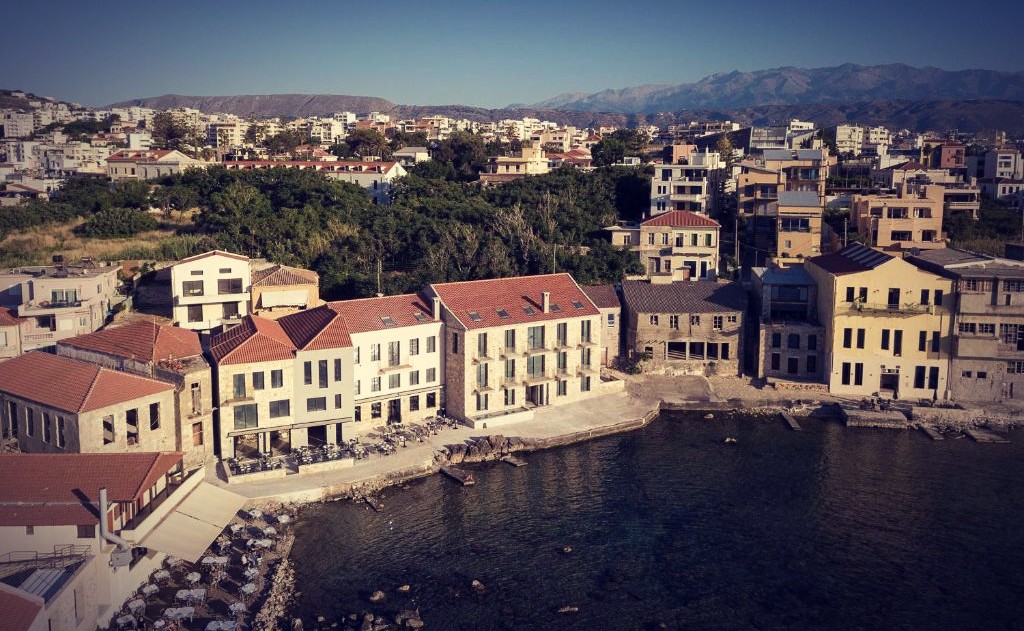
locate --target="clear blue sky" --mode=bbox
[5,0,1023,108]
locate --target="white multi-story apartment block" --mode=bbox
[171,251,251,332]
[650,150,724,216]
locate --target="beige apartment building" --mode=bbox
[0,260,119,351]
[427,273,613,428]
[774,191,825,263]
[806,244,954,399]
[907,248,1024,402]
[330,294,444,429]
[479,144,551,185]
[649,150,724,215]
[737,148,833,216]
[621,280,746,376]
[170,250,251,332]
[606,210,720,282]
[56,321,214,470]
[0,352,177,454]
[851,184,945,252]
[583,284,622,367]
[105,149,203,180]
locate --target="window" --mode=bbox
[919,331,927,352]
[233,374,246,398]
[303,362,312,385]
[451,333,459,354]
[271,370,283,388]
[409,339,419,356]
[389,373,401,389]
[856,329,865,349]
[25,526,34,535]
[182,280,204,296]
[771,333,782,348]
[56,417,65,449]
[223,302,239,319]
[253,372,265,390]
[103,415,114,445]
[843,328,852,349]
[307,397,327,412]
[713,315,723,330]
[269,400,290,418]
[187,305,203,323]
[557,380,567,396]
[557,351,568,373]
[935,290,944,306]
[931,331,940,353]
[979,323,995,335]
[581,347,591,367]
[426,392,437,408]
[192,422,204,446]
[649,315,659,326]
[962,370,973,378]
[881,329,890,350]
[217,278,243,294]
[427,336,436,353]
[921,289,930,305]
[787,334,800,350]
[842,362,851,385]
[427,368,437,382]
[476,392,488,411]
[371,344,381,362]
[77,525,96,539]
[608,313,616,327]
[859,287,868,303]
[478,333,488,358]
[504,388,516,406]
[335,394,343,409]
[318,360,329,388]
[845,287,855,302]
[807,334,817,350]
[1010,362,1024,375]
[410,396,420,411]
[149,402,160,430]
[190,270,203,276]
[771,353,781,370]
[557,323,568,346]
[388,341,401,366]
[372,377,381,392]
[354,347,361,364]
[355,380,361,395]
[669,315,680,329]
[959,322,977,334]
[928,367,940,390]
[334,359,342,381]
[233,404,258,429]
[727,315,737,324]
[581,376,591,392]
[977,371,988,379]
[42,412,51,443]
[25,409,34,438]
[371,402,382,419]
[527,354,545,378]
[690,315,700,326]
[807,355,817,373]
[528,326,545,350]
[476,363,488,387]
[581,320,591,343]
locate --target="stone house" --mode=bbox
[621,280,746,376]
[583,284,623,367]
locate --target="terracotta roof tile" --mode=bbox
[0,352,174,413]
[582,284,621,309]
[58,321,202,362]
[621,280,747,314]
[431,273,600,330]
[0,307,25,327]
[209,316,297,364]
[0,452,182,527]
[277,306,351,351]
[251,264,319,287]
[0,588,42,631]
[641,211,720,228]
[328,294,437,334]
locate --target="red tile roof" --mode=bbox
[0,352,174,413]
[641,210,720,228]
[0,452,182,527]
[0,588,43,631]
[277,305,351,351]
[430,273,600,330]
[208,316,296,365]
[328,294,437,334]
[251,264,319,287]
[58,321,202,362]
[0,307,25,327]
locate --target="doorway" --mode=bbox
[527,384,547,406]
[387,399,402,424]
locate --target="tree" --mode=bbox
[264,129,309,156]
[715,133,737,171]
[80,208,158,238]
[150,112,193,152]
[591,136,626,167]
[343,129,391,159]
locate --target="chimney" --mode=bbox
[432,296,441,320]
[541,291,550,314]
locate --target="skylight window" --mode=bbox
[523,306,536,315]
[413,312,426,322]
[381,316,396,326]
[469,312,483,322]
[571,300,584,309]
[497,309,510,319]
[550,303,561,312]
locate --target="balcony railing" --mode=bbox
[847,302,937,316]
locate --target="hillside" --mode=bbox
[529,63,1024,113]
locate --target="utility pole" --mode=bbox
[376,259,383,297]
[733,213,739,273]
[552,244,557,274]
[844,218,848,248]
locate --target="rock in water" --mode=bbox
[471,579,485,592]
[369,590,386,603]
[561,546,573,554]
[558,606,579,614]
[407,619,424,629]
[397,584,411,593]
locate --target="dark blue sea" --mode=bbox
[290,412,1024,630]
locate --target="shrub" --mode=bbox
[79,208,158,238]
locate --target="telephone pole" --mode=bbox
[376,259,383,297]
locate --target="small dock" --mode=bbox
[441,466,476,486]
[364,496,384,512]
[918,425,944,441]
[965,428,1010,443]
[781,412,802,431]
[501,455,527,467]
[840,407,910,429]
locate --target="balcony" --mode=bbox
[846,302,941,317]
[18,300,85,316]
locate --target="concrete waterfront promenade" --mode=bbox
[210,374,793,504]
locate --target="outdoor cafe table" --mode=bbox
[127,598,146,612]
[163,607,195,620]
[241,583,257,596]
[152,570,170,582]
[176,588,206,603]
[202,556,229,565]
[206,622,237,631]
[252,538,273,549]
[276,514,292,524]
[141,583,159,597]
[262,526,277,536]
[115,614,135,629]
[185,571,202,585]
[229,602,246,614]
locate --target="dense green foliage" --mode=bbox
[944,199,1021,256]
[591,129,648,167]
[79,207,159,238]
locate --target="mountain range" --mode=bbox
[525,63,1024,113]
[101,64,1024,134]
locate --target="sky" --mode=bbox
[5,0,1024,109]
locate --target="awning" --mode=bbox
[260,289,309,308]
[140,482,246,563]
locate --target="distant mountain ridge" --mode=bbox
[527,63,1024,113]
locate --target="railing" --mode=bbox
[848,302,935,315]
[0,545,90,570]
